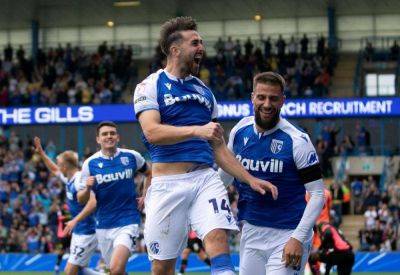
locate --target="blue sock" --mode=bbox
[210,253,235,275]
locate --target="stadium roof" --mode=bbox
[0,0,399,29]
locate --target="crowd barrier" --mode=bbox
[0,252,399,272]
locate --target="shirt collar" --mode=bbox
[163,69,194,82]
[100,148,121,160]
[253,117,283,138]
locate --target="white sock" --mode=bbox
[82,267,106,275]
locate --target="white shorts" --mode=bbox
[240,222,313,275]
[68,233,98,267]
[144,168,238,260]
[96,224,139,267]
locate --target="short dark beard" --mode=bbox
[254,108,280,131]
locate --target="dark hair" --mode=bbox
[159,16,198,56]
[96,121,117,136]
[253,72,286,93]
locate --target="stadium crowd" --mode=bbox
[150,35,336,100]
[0,42,138,107]
[357,177,400,252]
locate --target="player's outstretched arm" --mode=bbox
[33,137,60,175]
[212,139,278,199]
[63,192,97,236]
[138,110,224,145]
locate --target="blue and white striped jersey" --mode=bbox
[227,116,320,229]
[133,69,218,166]
[79,148,146,229]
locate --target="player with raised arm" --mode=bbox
[77,121,151,275]
[133,16,277,275]
[33,137,103,275]
[218,72,325,275]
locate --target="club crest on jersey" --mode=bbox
[98,162,103,168]
[120,157,129,166]
[270,139,283,154]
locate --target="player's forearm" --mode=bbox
[143,123,198,145]
[291,179,325,243]
[214,142,252,184]
[38,151,59,175]
[75,193,96,222]
[77,188,91,204]
[142,173,152,197]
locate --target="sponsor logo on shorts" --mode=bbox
[149,241,160,255]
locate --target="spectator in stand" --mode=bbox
[214,37,225,55]
[356,124,371,155]
[390,40,399,61]
[4,43,13,61]
[364,42,375,61]
[276,35,286,61]
[339,135,355,156]
[351,178,364,214]
[317,35,326,57]
[244,37,254,57]
[300,34,309,57]
[233,39,242,58]
[263,37,272,59]
[330,182,344,227]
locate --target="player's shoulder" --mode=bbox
[83,151,103,166]
[119,148,143,158]
[139,69,163,86]
[278,118,310,144]
[134,70,163,97]
[191,76,208,89]
[232,116,254,135]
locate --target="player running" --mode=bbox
[219,72,325,275]
[34,137,103,275]
[134,16,277,275]
[77,121,151,275]
[177,230,211,275]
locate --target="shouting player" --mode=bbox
[219,72,325,274]
[77,121,151,275]
[134,16,277,275]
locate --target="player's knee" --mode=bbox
[64,263,78,275]
[109,263,126,275]
[152,259,175,275]
[204,229,228,246]
[204,229,230,257]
